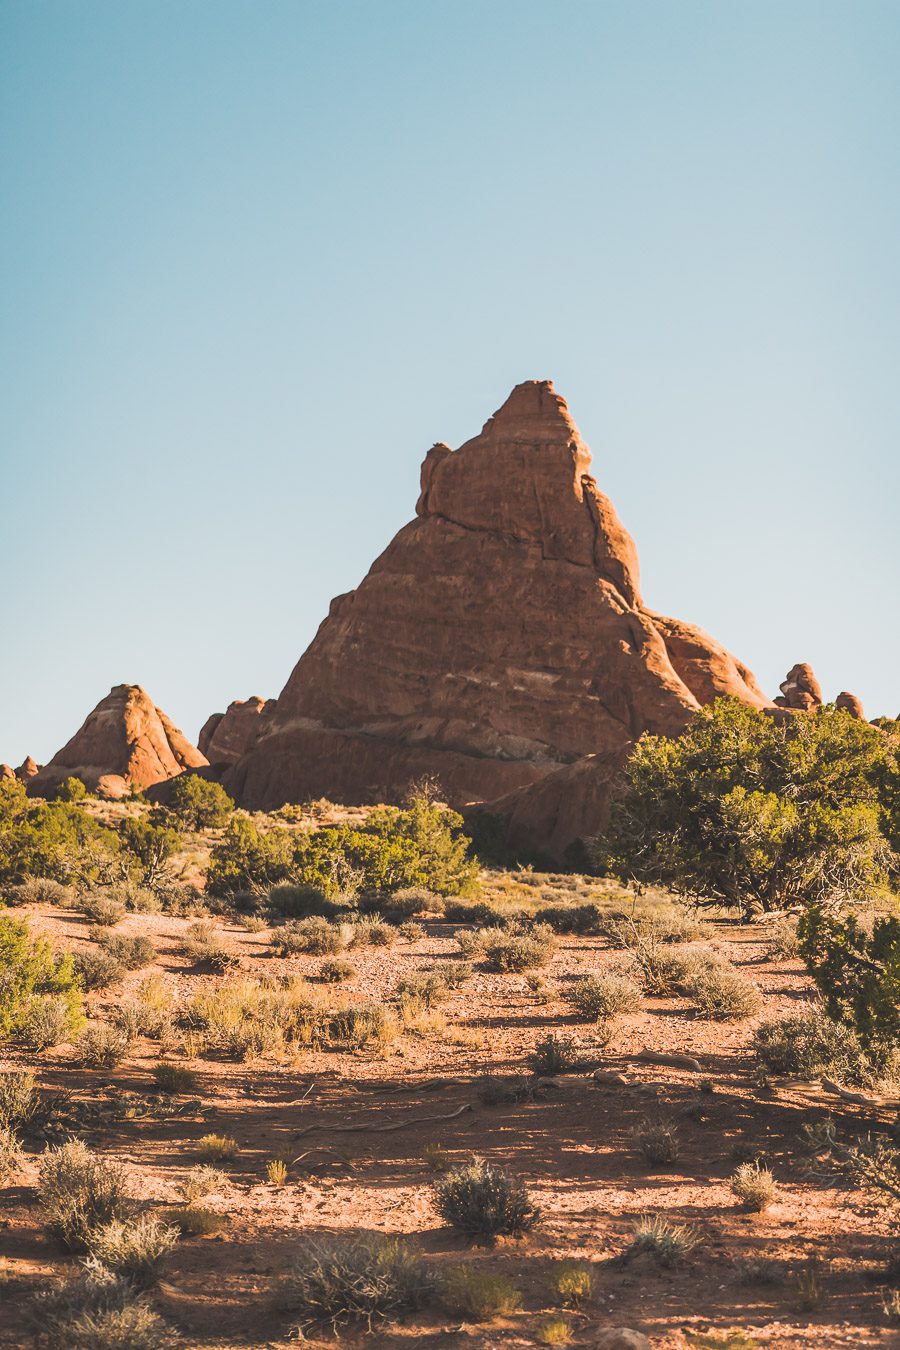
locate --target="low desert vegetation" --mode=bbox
[439,1263,522,1319]
[279,1232,434,1333]
[432,1160,540,1239]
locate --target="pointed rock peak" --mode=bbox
[16,756,39,779]
[30,683,207,799]
[480,379,584,446]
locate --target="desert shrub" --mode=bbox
[483,923,556,972]
[432,1160,539,1239]
[752,1010,872,1084]
[18,993,85,1049]
[328,1002,398,1050]
[369,886,438,922]
[567,972,642,1019]
[603,908,709,948]
[799,905,900,1053]
[0,1069,41,1131]
[319,958,355,983]
[206,815,297,896]
[38,1141,132,1249]
[529,1034,579,1076]
[169,1205,225,1236]
[99,933,156,970]
[14,876,75,907]
[52,776,87,802]
[166,775,234,830]
[88,1213,178,1287]
[0,914,83,1038]
[536,1315,574,1346]
[684,961,762,1021]
[398,920,425,941]
[31,1268,170,1350]
[280,1232,434,1332]
[118,817,183,887]
[444,899,508,926]
[476,1073,535,1106]
[396,964,470,1008]
[0,1124,20,1182]
[196,1133,238,1162]
[597,699,896,916]
[151,1062,196,1094]
[73,948,126,991]
[730,1161,776,1211]
[180,1165,227,1205]
[267,883,342,918]
[181,919,239,970]
[546,1259,593,1308]
[105,880,161,914]
[767,916,801,959]
[82,896,126,926]
[534,901,604,934]
[439,1263,521,1319]
[272,916,349,955]
[632,1116,680,1165]
[627,1213,699,1267]
[74,1024,131,1069]
[350,917,395,947]
[112,975,175,1040]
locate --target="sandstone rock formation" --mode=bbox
[774,662,823,711]
[30,684,208,799]
[835,691,865,719]
[0,764,15,781]
[198,697,275,766]
[16,756,40,781]
[229,380,770,819]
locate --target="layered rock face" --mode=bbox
[229,381,770,815]
[198,697,275,766]
[30,685,208,799]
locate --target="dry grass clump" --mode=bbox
[396,964,471,1008]
[266,1157,289,1186]
[74,1024,132,1069]
[319,958,356,983]
[535,1316,575,1346]
[168,1205,225,1236]
[730,1161,777,1210]
[151,1062,197,1094]
[0,1070,44,1132]
[99,932,156,970]
[632,1116,681,1165]
[38,1141,133,1250]
[87,1213,178,1287]
[196,1133,238,1162]
[31,1268,170,1350]
[482,923,556,973]
[0,1124,20,1182]
[432,1160,540,1239]
[627,1213,699,1267]
[529,1033,579,1076]
[350,917,396,948]
[604,907,708,949]
[567,971,642,1019]
[328,1002,399,1050]
[271,916,351,956]
[280,1233,434,1333]
[439,1263,521,1319]
[184,973,328,1057]
[767,916,801,959]
[181,919,239,971]
[113,975,176,1040]
[180,1165,227,1205]
[73,948,126,991]
[546,1259,593,1307]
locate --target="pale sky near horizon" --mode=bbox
[2,0,898,766]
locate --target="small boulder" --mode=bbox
[835,691,864,719]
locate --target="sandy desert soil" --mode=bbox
[1,867,898,1350]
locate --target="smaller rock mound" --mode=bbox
[774,662,822,711]
[16,756,40,781]
[198,697,274,766]
[835,690,865,719]
[1,764,15,781]
[30,684,207,799]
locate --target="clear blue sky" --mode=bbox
[2,0,898,766]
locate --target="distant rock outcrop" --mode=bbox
[30,684,208,799]
[835,691,865,719]
[198,697,274,766]
[1,763,16,781]
[16,756,40,782]
[774,662,823,711]
[228,380,771,822]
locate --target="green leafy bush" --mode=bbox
[51,776,87,802]
[166,775,235,830]
[799,905,900,1052]
[0,915,83,1039]
[0,778,121,886]
[597,699,896,916]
